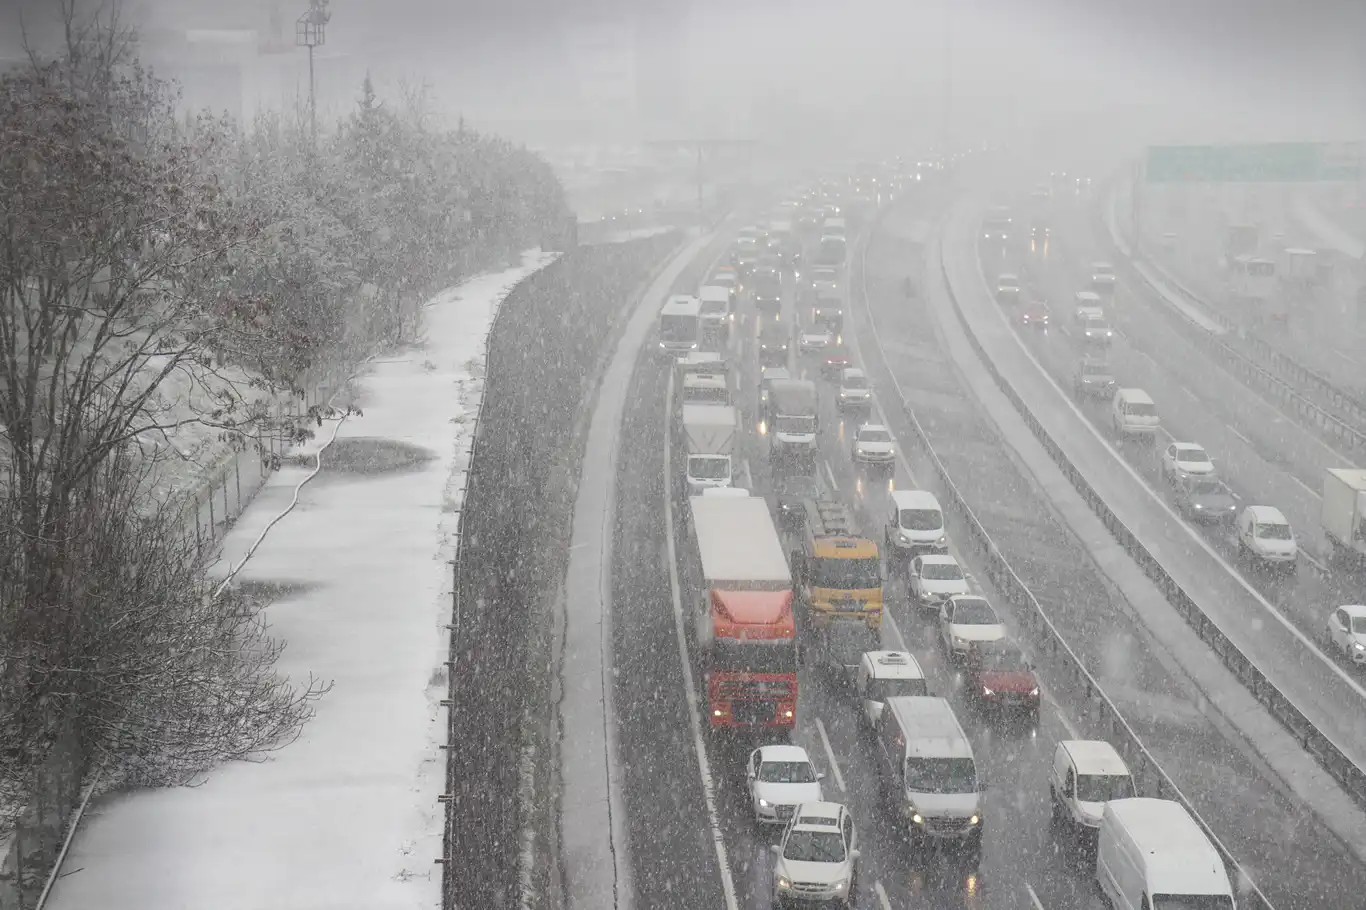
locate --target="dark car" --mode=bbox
[772,475,825,533]
[820,343,851,379]
[753,266,783,312]
[811,288,844,330]
[758,321,790,366]
[1173,475,1238,523]
[1018,298,1051,328]
[966,641,1040,721]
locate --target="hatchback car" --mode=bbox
[939,595,1006,659]
[770,802,861,908]
[821,343,852,378]
[799,325,834,354]
[967,640,1040,719]
[747,745,826,826]
[1018,298,1051,328]
[1161,442,1215,481]
[908,554,970,607]
[852,424,895,465]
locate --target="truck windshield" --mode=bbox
[684,387,729,405]
[775,415,817,435]
[1075,773,1136,802]
[811,556,881,590]
[1083,364,1111,378]
[904,757,977,794]
[868,678,927,700]
[1152,897,1235,910]
[899,509,942,531]
[700,299,727,316]
[710,639,797,674]
[660,314,698,343]
[689,456,731,480]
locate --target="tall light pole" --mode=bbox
[295,0,331,146]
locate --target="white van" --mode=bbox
[1048,740,1136,833]
[885,490,948,555]
[1096,798,1235,910]
[1110,389,1160,440]
[856,651,928,728]
[874,696,982,847]
[1236,505,1297,569]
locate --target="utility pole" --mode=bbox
[295,0,332,147]
[644,137,754,228]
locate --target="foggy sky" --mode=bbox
[2,0,1362,147]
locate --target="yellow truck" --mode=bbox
[793,499,884,632]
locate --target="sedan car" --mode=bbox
[939,595,1006,659]
[770,802,860,908]
[1018,298,1051,328]
[799,325,834,354]
[852,423,895,466]
[1172,474,1238,523]
[1325,605,1366,667]
[907,554,969,607]
[1078,314,1113,344]
[748,745,826,825]
[1161,442,1215,481]
[967,641,1040,720]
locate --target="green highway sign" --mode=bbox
[1145,142,1363,183]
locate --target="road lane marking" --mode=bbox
[662,368,742,910]
[884,609,909,651]
[874,880,893,910]
[1026,882,1047,910]
[814,717,846,793]
[1290,473,1323,501]
[824,459,840,492]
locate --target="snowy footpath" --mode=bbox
[46,251,557,910]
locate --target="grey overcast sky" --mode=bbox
[3,0,1362,146]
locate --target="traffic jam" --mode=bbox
[652,167,1238,910]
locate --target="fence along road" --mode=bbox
[936,191,1366,813]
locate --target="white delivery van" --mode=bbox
[1096,798,1235,910]
[857,651,928,728]
[1048,740,1136,833]
[681,405,736,494]
[874,696,983,847]
[1110,389,1160,440]
[885,490,948,555]
[1236,505,1297,569]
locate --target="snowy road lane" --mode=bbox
[862,202,1364,910]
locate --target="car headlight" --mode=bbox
[935,536,946,546]
[982,686,994,697]
[911,812,924,825]
[1353,642,1364,652]
[969,814,980,825]
[777,876,792,891]
[758,798,770,808]
[832,878,849,893]
[1029,686,1040,696]
[952,636,968,648]
[1194,503,1204,510]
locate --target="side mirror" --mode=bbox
[771,844,782,857]
[816,771,827,781]
[849,849,862,861]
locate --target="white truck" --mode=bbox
[681,370,730,407]
[683,404,737,493]
[698,285,732,339]
[659,294,701,356]
[1322,468,1366,563]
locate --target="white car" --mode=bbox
[851,423,895,465]
[799,325,834,353]
[1090,261,1117,286]
[1236,505,1297,568]
[996,273,1020,301]
[747,745,826,825]
[770,802,861,908]
[810,267,840,295]
[1161,442,1215,481]
[907,554,969,607]
[939,595,1005,659]
[837,368,871,409]
[1325,605,1366,666]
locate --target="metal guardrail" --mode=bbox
[1108,191,1366,450]
[853,209,1276,909]
[936,204,1366,817]
[441,233,686,910]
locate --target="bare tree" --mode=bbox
[0,2,325,811]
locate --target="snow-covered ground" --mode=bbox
[45,250,558,910]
